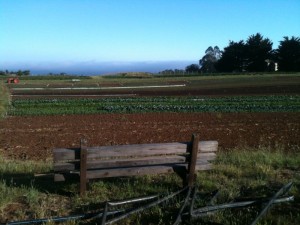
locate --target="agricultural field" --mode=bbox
[8,95,300,116]
[0,74,300,224]
[7,73,300,97]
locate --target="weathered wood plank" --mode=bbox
[54,173,65,182]
[87,143,188,158]
[54,161,212,182]
[54,153,216,171]
[88,141,217,158]
[85,162,212,179]
[55,156,185,171]
[198,141,218,153]
[53,148,79,161]
[187,134,199,186]
[53,141,218,161]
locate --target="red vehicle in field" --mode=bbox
[7,77,20,84]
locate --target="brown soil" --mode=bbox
[10,84,300,98]
[0,112,299,161]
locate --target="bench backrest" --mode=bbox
[53,135,218,194]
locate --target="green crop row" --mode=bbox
[9,95,300,116]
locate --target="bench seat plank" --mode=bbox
[54,152,216,171]
[53,141,218,161]
[85,162,212,179]
[55,161,212,181]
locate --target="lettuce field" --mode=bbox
[9,95,300,116]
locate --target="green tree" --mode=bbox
[216,40,246,72]
[199,46,221,73]
[185,64,199,73]
[276,36,300,71]
[245,33,273,72]
[16,70,23,76]
[23,70,31,76]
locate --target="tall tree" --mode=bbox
[245,33,273,72]
[199,46,221,73]
[276,36,300,71]
[215,40,246,72]
[23,70,31,76]
[185,64,199,73]
[16,70,23,76]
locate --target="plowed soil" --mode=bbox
[10,84,300,97]
[0,112,299,160]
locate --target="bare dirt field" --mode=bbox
[10,83,300,98]
[0,112,299,160]
[2,79,300,161]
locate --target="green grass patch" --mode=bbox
[9,95,300,116]
[6,73,300,87]
[0,155,51,174]
[0,147,299,224]
[196,147,300,225]
[0,82,11,118]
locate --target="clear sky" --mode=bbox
[0,0,299,74]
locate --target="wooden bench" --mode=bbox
[53,134,218,195]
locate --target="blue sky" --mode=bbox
[0,0,299,75]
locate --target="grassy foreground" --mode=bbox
[0,146,299,224]
[0,82,11,118]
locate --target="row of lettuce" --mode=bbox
[8,95,300,116]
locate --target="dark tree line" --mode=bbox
[216,33,274,73]
[185,33,300,73]
[277,36,300,72]
[0,70,31,76]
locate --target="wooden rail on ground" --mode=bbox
[53,134,218,195]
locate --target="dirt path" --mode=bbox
[0,112,299,160]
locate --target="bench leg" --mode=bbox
[186,134,199,187]
[80,139,88,196]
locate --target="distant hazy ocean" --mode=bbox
[2,61,195,76]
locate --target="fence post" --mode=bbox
[80,139,88,196]
[186,134,199,187]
